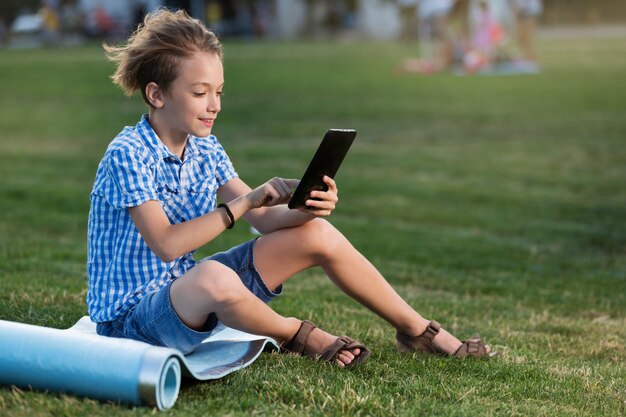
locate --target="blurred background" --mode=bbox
[2,1,626,61]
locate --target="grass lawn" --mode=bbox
[0,28,625,416]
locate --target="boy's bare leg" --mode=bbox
[254,219,471,355]
[169,259,359,367]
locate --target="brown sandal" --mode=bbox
[281,320,371,367]
[396,320,492,358]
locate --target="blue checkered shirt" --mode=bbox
[87,115,238,323]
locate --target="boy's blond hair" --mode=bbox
[104,9,222,106]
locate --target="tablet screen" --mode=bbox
[288,129,356,209]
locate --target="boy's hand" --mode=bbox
[300,176,339,217]
[248,177,299,209]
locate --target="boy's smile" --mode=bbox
[199,118,215,128]
[147,51,224,157]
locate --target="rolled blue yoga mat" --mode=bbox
[0,318,278,410]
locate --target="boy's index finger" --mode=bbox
[284,179,300,190]
[323,176,336,189]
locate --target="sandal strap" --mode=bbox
[396,320,441,354]
[281,320,316,355]
[421,320,441,343]
[319,336,371,367]
[397,322,492,359]
[283,323,371,367]
[454,337,488,358]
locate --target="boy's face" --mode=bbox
[158,52,224,140]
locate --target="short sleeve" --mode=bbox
[210,136,238,187]
[104,147,159,209]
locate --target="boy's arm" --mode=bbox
[130,177,298,262]
[218,177,337,235]
[129,194,252,263]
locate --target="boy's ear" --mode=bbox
[145,82,164,108]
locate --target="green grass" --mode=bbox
[1,30,625,416]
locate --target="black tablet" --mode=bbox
[288,129,357,209]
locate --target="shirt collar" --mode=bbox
[185,134,200,158]
[136,114,200,161]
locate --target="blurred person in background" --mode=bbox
[512,0,542,65]
[39,0,61,46]
[399,0,455,74]
[418,0,455,73]
[463,0,506,73]
[302,0,350,40]
[397,0,419,42]
[94,6,114,38]
[459,0,540,75]
[249,0,273,38]
[206,0,222,32]
[60,0,85,45]
[132,1,148,33]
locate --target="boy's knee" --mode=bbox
[192,260,245,305]
[298,218,343,259]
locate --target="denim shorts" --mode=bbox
[96,238,282,354]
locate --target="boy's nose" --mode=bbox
[207,95,220,114]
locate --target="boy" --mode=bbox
[87,9,491,367]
